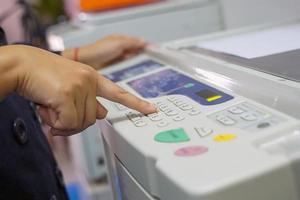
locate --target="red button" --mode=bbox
[175,146,208,157]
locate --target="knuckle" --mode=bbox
[59,85,73,97]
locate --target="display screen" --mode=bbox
[196,89,222,102]
[104,60,164,82]
[127,69,233,105]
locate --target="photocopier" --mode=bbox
[98,20,300,200]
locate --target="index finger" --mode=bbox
[97,76,156,114]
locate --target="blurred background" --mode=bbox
[1,0,299,200]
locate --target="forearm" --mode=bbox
[0,45,22,100]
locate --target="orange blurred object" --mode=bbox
[80,0,160,12]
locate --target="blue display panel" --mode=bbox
[104,60,164,82]
[127,69,233,105]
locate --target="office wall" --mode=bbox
[220,0,300,29]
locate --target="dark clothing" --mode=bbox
[0,28,69,200]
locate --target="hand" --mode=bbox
[62,34,148,70]
[0,45,156,136]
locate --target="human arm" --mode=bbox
[61,35,147,70]
[0,45,156,136]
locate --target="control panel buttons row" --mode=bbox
[155,127,236,146]
[168,96,201,114]
[209,102,277,130]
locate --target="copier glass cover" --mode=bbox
[98,44,300,200]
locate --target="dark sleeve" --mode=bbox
[0,27,7,46]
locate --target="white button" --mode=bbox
[126,112,141,122]
[179,104,193,111]
[195,127,213,137]
[168,96,181,102]
[157,121,169,127]
[228,106,245,114]
[189,109,201,116]
[173,100,185,106]
[148,113,163,121]
[115,103,127,111]
[216,116,236,125]
[164,109,178,116]
[155,101,164,107]
[159,104,169,112]
[134,120,147,127]
[173,115,185,122]
[241,113,257,121]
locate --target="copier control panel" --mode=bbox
[99,54,300,200]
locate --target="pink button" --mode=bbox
[175,146,208,157]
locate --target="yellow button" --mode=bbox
[214,134,236,142]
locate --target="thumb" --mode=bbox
[96,100,108,119]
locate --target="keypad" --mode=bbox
[209,102,277,130]
[124,96,201,128]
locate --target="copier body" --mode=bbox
[98,27,300,200]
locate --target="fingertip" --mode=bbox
[140,101,157,115]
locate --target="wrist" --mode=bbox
[61,48,79,61]
[62,46,103,69]
[0,45,24,100]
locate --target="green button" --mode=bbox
[184,83,195,88]
[155,128,190,143]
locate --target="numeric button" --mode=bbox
[147,113,163,122]
[179,104,193,111]
[159,104,169,112]
[168,96,181,102]
[173,115,185,122]
[157,120,169,127]
[240,113,257,121]
[134,120,147,127]
[126,112,141,122]
[216,116,236,126]
[164,109,178,116]
[173,100,185,106]
[188,109,201,116]
[228,106,245,114]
